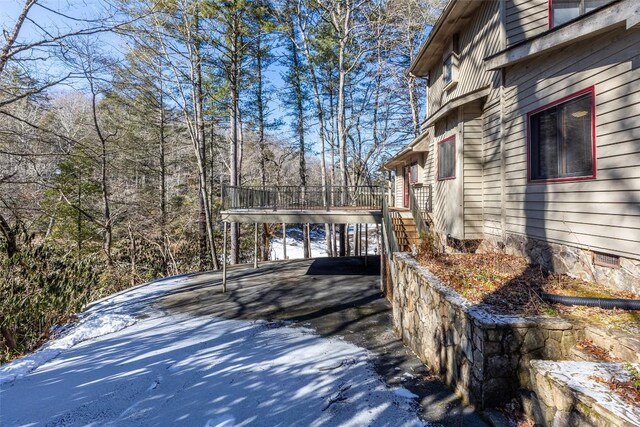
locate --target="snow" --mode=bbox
[0,313,136,385]
[270,225,380,260]
[532,361,640,426]
[0,272,427,426]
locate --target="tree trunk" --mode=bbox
[255,32,270,261]
[0,318,17,351]
[408,76,420,138]
[193,12,219,271]
[287,20,309,259]
[0,0,37,76]
[299,14,332,257]
[89,84,113,266]
[229,12,240,264]
[159,72,168,274]
[337,37,348,257]
[0,213,17,258]
[100,135,112,265]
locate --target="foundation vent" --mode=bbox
[593,252,620,269]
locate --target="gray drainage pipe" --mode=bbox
[540,293,640,310]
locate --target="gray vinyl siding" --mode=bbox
[426,112,462,239]
[395,165,404,208]
[463,102,484,239]
[505,0,548,46]
[501,26,640,259]
[482,96,503,237]
[425,0,503,241]
[428,1,501,113]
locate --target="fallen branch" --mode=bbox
[322,383,351,411]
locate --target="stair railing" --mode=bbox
[408,184,430,241]
[381,186,399,257]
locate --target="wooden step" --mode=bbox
[396,232,419,238]
[393,222,416,228]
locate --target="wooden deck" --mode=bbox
[221,185,383,224]
[221,208,382,224]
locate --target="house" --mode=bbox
[382,0,640,293]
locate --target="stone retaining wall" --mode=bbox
[390,253,584,408]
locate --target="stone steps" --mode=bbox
[569,346,603,362]
[527,361,640,427]
[582,324,640,363]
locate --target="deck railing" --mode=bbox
[221,185,383,211]
[382,189,399,256]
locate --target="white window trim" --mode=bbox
[442,52,459,92]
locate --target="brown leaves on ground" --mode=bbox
[592,375,640,407]
[576,339,620,362]
[415,252,640,331]
[495,398,536,427]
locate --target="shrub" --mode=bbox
[0,244,123,363]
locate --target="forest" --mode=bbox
[0,0,443,360]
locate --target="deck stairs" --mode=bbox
[390,210,420,252]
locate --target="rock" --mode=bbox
[522,329,546,353]
[483,378,511,407]
[502,329,524,353]
[482,409,511,427]
[486,328,504,342]
[486,355,512,378]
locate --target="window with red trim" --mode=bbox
[529,90,595,181]
[437,137,455,180]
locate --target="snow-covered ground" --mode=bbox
[270,225,380,261]
[1,273,426,426]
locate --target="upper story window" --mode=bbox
[443,55,454,85]
[437,136,456,180]
[551,0,612,27]
[528,88,596,182]
[442,33,459,91]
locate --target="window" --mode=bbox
[443,33,459,89]
[443,55,453,85]
[410,162,418,183]
[550,0,612,27]
[528,88,595,182]
[437,136,455,180]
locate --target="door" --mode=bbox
[403,165,410,208]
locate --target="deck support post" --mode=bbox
[365,223,368,267]
[282,223,287,260]
[380,221,385,292]
[254,222,258,269]
[222,221,227,293]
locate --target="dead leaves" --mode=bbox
[576,339,620,362]
[592,375,640,406]
[415,253,640,331]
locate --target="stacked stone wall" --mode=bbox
[390,254,584,408]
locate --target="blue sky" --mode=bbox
[1,0,297,144]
